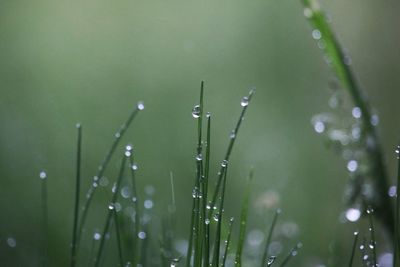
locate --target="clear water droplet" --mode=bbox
[126,144,133,151]
[39,171,47,180]
[195,154,203,161]
[108,203,115,210]
[347,160,358,172]
[345,208,361,222]
[388,186,397,197]
[206,112,211,118]
[131,163,138,171]
[138,231,146,239]
[125,151,131,157]
[7,237,16,248]
[144,199,154,209]
[213,214,219,222]
[303,8,313,18]
[312,29,322,40]
[121,186,131,199]
[241,96,249,107]
[229,130,236,139]
[192,105,201,118]
[313,120,325,133]
[93,232,101,240]
[221,160,228,168]
[267,256,276,266]
[137,101,145,110]
[366,207,374,214]
[205,218,210,225]
[352,107,362,119]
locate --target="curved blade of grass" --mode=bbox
[186,82,204,267]
[348,231,359,267]
[301,0,394,235]
[212,166,228,267]
[94,154,127,267]
[234,168,253,267]
[278,243,302,267]
[113,209,124,267]
[221,217,234,267]
[128,151,140,266]
[70,124,82,267]
[208,89,255,219]
[260,209,281,267]
[78,104,142,245]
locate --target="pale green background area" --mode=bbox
[0,0,399,266]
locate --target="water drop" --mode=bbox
[267,256,276,266]
[137,101,145,110]
[126,144,133,151]
[213,214,219,222]
[170,258,180,267]
[303,8,313,18]
[195,154,203,161]
[366,207,374,214]
[125,151,131,157]
[371,114,379,126]
[347,160,358,172]
[132,197,137,203]
[108,203,115,210]
[192,105,201,118]
[353,231,359,236]
[131,163,138,171]
[205,218,210,225]
[138,231,146,239]
[241,96,249,107]
[345,208,361,222]
[221,160,228,168]
[144,199,154,209]
[121,186,131,198]
[312,29,322,40]
[93,232,101,240]
[39,171,47,180]
[206,112,211,118]
[388,186,397,197]
[352,107,362,119]
[313,121,325,133]
[7,237,16,248]
[229,130,236,139]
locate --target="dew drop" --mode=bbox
[195,154,203,161]
[206,112,211,118]
[39,171,47,180]
[313,121,325,133]
[241,96,249,107]
[121,186,131,199]
[221,160,228,168]
[312,29,322,40]
[137,101,145,110]
[213,214,219,222]
[7,237,16,248]
[388,186,397,197]
[267,256,276,266]
[131,163,138,171]
[205,218,210,225]
[345,208,361,222]
[108,203,115,210]
[125,151,131,157]
[93,232,101,240]
[347,160,358,172]
[126,144,133,151]
[192,105,201,118]
[144,199,154,209]
[303,7,313,18]
[352,107,362,119]
[138,231,146,239]
[229,130,236,139]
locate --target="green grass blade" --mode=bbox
[221,217,234,267]
[113,209,124,267]
[278,243,302,267]
[203,114,211,267]
[348,231,359,267]
[301,0,393,235]
[70,124,82,267]
[40,171,48,267]
[127,147,140,266]
[367,208,377,266]
[234,168,254,267]
[260,209,281,267]
[208,89,255,219]
[78,103,142,245]
[395,145,400,267]
[212,166,228,267]
[93,154,127,267]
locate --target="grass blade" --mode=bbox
[93,154,127,267]
[70,123,82,267]
[278,243,302,267]
[113,209,124,267]
[39,170,48,267]
[301,0,394,235]
[234,168,253,267]
[366,208,377,266]
[203,114,211,267]
[348,231,359,267]
[221,217,234,267]
[78,103,142,245]
[395,145,400,267]
[208,89,255,219]
[260,209,281,267]
[212,166,228,267]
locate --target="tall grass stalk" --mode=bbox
[128,151,140,266]
[278,243,301,267]
[208,89,255,219]
[203,114,211,267]
[70,123,82,267]
[212,166,228,267]
[94,155,127,267]
[78,104,141,245]
[260,209,280,267]
[221,217,234,267]
[367,209,377,266]
[395,145,400,267]
[40,171,48,267]
[301,0,394,235]
[348,231,359,267]
[113,209,124,267]
[234,169,253,267]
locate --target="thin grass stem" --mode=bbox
[367,208,377,266]
[128,151,140,266]
[203,114,211,267]
[395,145,400,267]
[94,155,127,267]
[70,124,82,267]
[113,209,124,267]
[278,243,302,267]
[78,104,142,245]
[348,231,359,267]
[40,171,48,267]
[234,168,253,267]
[208,89,255,219]
[260,209,280,267]
[221,217,234,267]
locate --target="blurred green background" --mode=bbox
[0,0,399,266]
